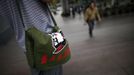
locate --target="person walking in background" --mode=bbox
[84,1,101,37]
[0,0,63,75]
[77,5,82,16]
[71,6,76,18]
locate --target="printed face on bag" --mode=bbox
[50,31,67,54]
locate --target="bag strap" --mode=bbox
[41,3,57,27]
[46,4,57,26]
[16,0,26,29]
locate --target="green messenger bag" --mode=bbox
[25,26,71,70]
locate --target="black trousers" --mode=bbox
[88,20,95,37]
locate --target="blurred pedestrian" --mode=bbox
[77,6,82,16]
[0,0,63,75]
[84,1,101,37]
[71,6,76,18]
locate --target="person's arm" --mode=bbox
[84,9,89,23]
[96,7,101,22]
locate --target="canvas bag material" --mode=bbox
[25,26,71,70]
[16,0,71,70]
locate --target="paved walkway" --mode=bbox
[0,13,134,75]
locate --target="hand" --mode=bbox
[97,18,101,22]
[96,20,101,26]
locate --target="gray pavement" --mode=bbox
[0,13,134,75]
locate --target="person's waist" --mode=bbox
[90,15,96,20]
[88,17,95,21]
